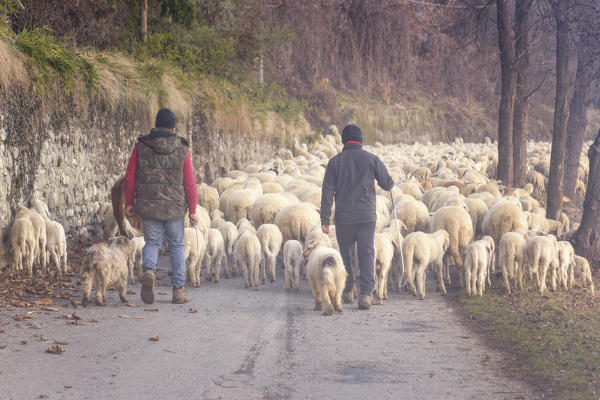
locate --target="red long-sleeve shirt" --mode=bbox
[124,146,197,215]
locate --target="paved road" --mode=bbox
[0,256,535,400]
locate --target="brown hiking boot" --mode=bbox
[342,290,354,304]
[141,269,155,305]
[172,287,188,304]
[358,295,372,310]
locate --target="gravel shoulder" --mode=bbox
[0,255,536,400]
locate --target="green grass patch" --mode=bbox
[457,281,600,399]
[14,27,97,94]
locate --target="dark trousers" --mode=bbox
[335,221,376,296]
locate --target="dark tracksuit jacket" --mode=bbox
[320,142,394,295]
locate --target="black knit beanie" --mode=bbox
[341,124,363,144]
[155,108,177,129]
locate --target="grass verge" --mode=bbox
[453,277,600,399]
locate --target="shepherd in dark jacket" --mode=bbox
[320,124,394,310]
[124,108,199,305]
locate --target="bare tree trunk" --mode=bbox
[512,0,533,188]
[563,57,592,198]
[496,0,516,186]
[546,0,570,220]
[573,129,600,269]
[140,0,148,42]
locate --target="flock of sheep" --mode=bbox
[5,126,597,314]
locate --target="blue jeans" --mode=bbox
[142,218,186,288]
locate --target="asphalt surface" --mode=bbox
[0,255,536,400]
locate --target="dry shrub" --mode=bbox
[0,39,28,89]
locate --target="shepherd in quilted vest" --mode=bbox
[124,108,200,304]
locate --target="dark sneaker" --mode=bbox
[342,290,354,304]
[172,287,188,304]
[141,269,155,305]
[358,295,372,310]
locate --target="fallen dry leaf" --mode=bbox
[46,345,65,354]
[144,307,159,312]
[126,290,137,295]
[85,318,99,323]
[39,393,49,399]
[149,336,160,342]
[68,320,84,326]
[118,315,130,319]
[41,306,60,312]
[40,336,48,342]
[54,340,69,345]
[134,316,144,319]
[11,300,33,307]
[0,344,6,349]
[20,340,27,345]
[30,322,41,329]
[126,303,139,307]
[34,298,53,306]
[189,308,197,313]
[64,313,82,320]
[71,299,82,307]
[157,292,167,295]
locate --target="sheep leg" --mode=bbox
[223,254,230,278]
[294,261,300,290]
[464,265,472,296]
[477,268,486,296]
[333,289,343,313]
[415,267,426,300]
[194,257,202,288]
[319,286,334,315]
[96,280,107,306]
[128,260,135,284]
[382,269,389,300]
[502,267,511,295]
[241,260,250,288]
[253,259,260,290]
[260,257,266,284]
[285,265,292,291]
[539,262,549,294]
[269,255,276,283]
[204,255,213,281]
[550,265,558,292]
[81,275,92,307]
[214,255,224,283]
[435,261,447,295]
[406,263,418,296]
[517,263,524,291]
[118,280,128,303]
[309,280,321,311]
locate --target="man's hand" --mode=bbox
[321,225,329,234]
[190,213,200,227]
[126,205,134,217]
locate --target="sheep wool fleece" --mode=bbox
[134,128,189,221]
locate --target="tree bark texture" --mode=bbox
[573,129,600,269]
[512,0,533,188]
[496,0,516,186]
[140,0,148,42]
[563,56,593,198]
[546,0,569,220]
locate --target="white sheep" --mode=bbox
[572,255,595,296]
[218,221,237,277]
[256,224,283,283]
[430,205,474,287]
[392,199,429,235]
[274,202,320,247]
[225,189,261,223]
[556,241,575,291]
[197,183,219,213]
[498,231,527,294]
[283,240,303,291]
[234,231,262,289]
[303,239,347,315]
[464,197,488,239]
[32,199,50,220]
[464,236,494,296]
[9,216,35,275]
[204,228,226,283]
[45,220,67,276]
[250,193,294,227]
[402,230,450,299]
[184,225,207,287]
[373,231,396,304]
[26,209,47,269]
[526,234,559,294]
